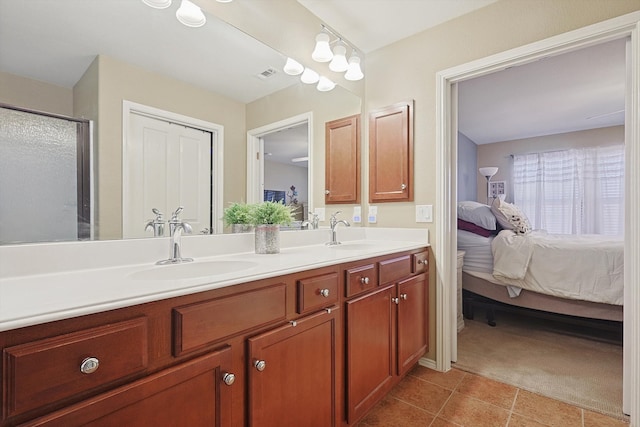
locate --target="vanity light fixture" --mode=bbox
[300,68,320,84]
[329,43,349,72]
[284,58,304,76]
[317,76,336,92]
[142,0,172,9]
[312,32,333,62]
[344,51,364,81]
[310,25,364,81]
[176,0,206,27]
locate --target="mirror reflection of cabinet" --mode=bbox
[368,101,414,202]
[324,114,361,204]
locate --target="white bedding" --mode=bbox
[491,230,624,305]
[456,230,494,274]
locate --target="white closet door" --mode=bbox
[124,113,211,238]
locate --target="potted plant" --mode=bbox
[249,201,294,254]
[222,202,254,233]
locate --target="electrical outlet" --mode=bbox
[415,205,433,223]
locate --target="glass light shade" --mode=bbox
[142,0,172,8]
[479,167,499,179]
[300,68,319,84]
[311,33,333,62]
[316,76,336,92]
[283,58,304,76]
[344,53,364,81]
[329,45,349,72]
[176,0,206,27]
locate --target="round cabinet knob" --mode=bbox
[319,288,330,297]
[80,357,100,374]
[360,277,369,285]
[418,259,428,266]
[400,293,408,300]
[254,360,266,372]
[222,372,235,386]
[325,190,330,195]
[401,183,407,190]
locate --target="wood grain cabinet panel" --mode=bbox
[379,254,411,285]
[396,274,428,376]
[325,114,360,204]
[345,263,378,298]
[297,272,339,314]
[368,101,414,202]
[3,317,148,419]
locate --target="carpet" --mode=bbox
[454,310,627,420]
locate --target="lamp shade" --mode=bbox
[300,68,320,84]
[329,44,349,72]
[312,33,333,62]
[479,167,499,179]
[284,58,304,76]
[176,0,206,27]
[344,52,364,81]
[142,0,172,8]
[316,76,336,92]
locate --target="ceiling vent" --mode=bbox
[256,67,278,80]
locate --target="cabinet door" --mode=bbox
[397,274,428,376]
[248,308,339,427]
[20,347,234,427]
[346,285,395,423]
[325,114,360,204]
[368,101,413,202]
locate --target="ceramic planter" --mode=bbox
[254,224,280,254]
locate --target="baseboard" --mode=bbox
[418,357,438,370]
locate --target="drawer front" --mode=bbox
[173,283,287,356]
[345,263,378,298]
[412,250,429,274]
[297,272,339,314]
[379,254,412,284]
[3,317,148,419]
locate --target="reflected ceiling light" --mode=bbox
[176,0,206,27]
[142,0,172,9]
[291,156,309,163]
[300,68,320,84]
[316,76,336,92]
[311,33,333,62]
[284,58,304,76]
[329,44,349,72]
[344,51,364,81]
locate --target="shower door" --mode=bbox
[0,105,91,244]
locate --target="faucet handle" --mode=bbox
[170,206,184,221]
[149,208,164,222]
[330,211,342,219]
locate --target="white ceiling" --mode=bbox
[0,0,626,145]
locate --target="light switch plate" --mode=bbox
[368,206,377,223]
[353,206,362,223]
[416,205,433,223]
[314,207,326,221]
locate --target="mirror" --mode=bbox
[0,0,361,244]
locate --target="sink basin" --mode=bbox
[130,260,259,281]
[329,243,377,251]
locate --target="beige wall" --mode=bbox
[0,71,73,116]
[364,0,639,360]
[475,126,625,202]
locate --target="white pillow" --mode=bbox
[457,201,497,231]
[491,198,531,235]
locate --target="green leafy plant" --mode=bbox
[249,201,294,226]
[222,202,253,226]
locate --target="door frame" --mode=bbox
[122,100,225,234]
[246,112,313,209]
[435,11,640,421]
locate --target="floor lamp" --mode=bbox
[479,167,498,205]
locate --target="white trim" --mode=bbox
[122,100,225,234]
[246,112,314,212]
[418,357,437,371]
[436,11,640,424]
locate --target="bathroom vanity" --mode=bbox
[0,228,429,426]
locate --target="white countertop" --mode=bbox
[0,227,428,332]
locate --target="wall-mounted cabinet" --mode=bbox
[368,101,414,202]
[325,114,360,204]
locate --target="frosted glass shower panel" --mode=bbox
[0,108,78,243]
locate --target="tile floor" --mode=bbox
[358,365,629,427]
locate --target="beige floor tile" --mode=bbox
[410,366,466,390]
[583,409,630,427]
[507,413,550,427]
[512,390,582,427]
[456,372,518,410]
[390,375,454,414]
[430,417,463,427]
[359,395,434,427]
[439,391,510,427]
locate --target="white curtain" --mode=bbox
[513,145,624,235]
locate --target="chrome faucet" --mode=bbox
[157,207,193,265]
[145,208,165,237]
[327,211,350,245]
[302,213,320,230]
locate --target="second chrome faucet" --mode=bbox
[157,206,193,265]
[327,211,350,246]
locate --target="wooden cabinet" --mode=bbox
[20,347,233,427]
[368,101,414,202]
[325,114,360,204]
[396,274,428,376]
[248,307,339,427]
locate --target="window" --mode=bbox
[513,145,624,235]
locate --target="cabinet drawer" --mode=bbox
[173,283,287,356]
[412,250,429,274]
[3,317,148,419]
[379,254,412,284]
[345,263,378,298]
[297,272,339,314]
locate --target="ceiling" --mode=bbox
[0,0,626,145]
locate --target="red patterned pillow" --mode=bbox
[457,219,495,237]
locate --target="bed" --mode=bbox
[456,200,624,324]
